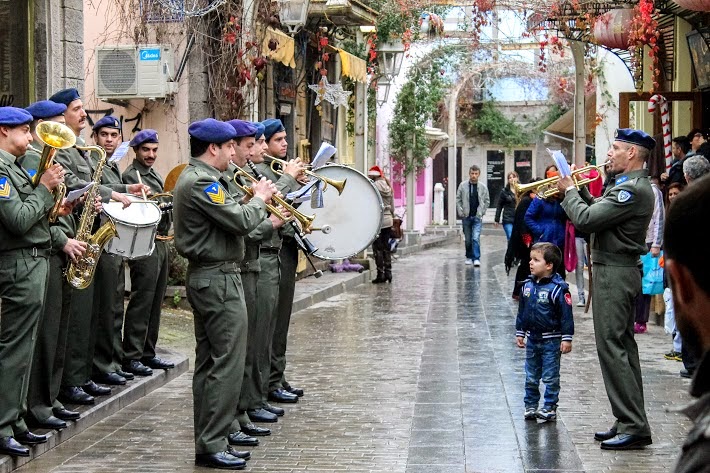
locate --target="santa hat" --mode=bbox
[368,165,383,177]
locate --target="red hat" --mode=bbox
[368,165,383,177]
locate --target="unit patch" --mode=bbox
[523,286,531,298]
[616,175,629,185]
[0,177,10,199]
[618,190,632,203]
[26,169,37,179]
[204,182,226,204]
[565,293,572,306]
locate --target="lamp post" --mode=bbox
[375,76,391,107]
[278,0,311,35]
[376,40,405,80]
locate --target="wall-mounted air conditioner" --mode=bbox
[96,45,177,100]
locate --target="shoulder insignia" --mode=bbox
[618,190,632,203]
[523,285,531,298]
[616,175,629,185]
[204,182,226,204]
[0,177,11,199]
[26,169,37,179]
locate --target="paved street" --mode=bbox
[16,234,692,472]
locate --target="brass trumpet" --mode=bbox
[233,169,316,233]
[34,121,75,222]
[263,154,347,195]
[515,163,607,199]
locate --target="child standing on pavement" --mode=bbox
[515,242,574,421]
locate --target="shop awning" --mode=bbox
[545,94,597,136]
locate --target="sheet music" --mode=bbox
[311,142,337,170]
[65,183,93,203]
[110,141,130,163]
[546,149,571,177]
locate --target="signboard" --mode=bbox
[487,150,505,208]
[139,48,161,61]
[515,150,533,184]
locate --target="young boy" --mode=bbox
[515,242,574,421]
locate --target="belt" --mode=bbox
[0,247,51,259]
[260,247,280,255]
[189,261,241,274]
[240,259,261,272]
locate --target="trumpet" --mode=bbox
[33,121,75,222]
[233,169,316,233]
[514,162,608,199]
[263,154,347,195]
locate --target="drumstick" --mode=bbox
[135,170,148,200]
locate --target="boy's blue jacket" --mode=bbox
[515,273,574,342]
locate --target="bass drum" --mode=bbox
[302,164,383,259]
[102,195,161,260]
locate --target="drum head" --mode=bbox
[301,164,383,259]
[103,195,161,225]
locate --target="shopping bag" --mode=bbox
[640,252,664,295]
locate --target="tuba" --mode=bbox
[34,121,75,222]
[66,145,118,289]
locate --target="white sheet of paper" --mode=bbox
[311,142,337,169]
[65,183,93,203]
[110,141,130,163]
[546,149,572,178]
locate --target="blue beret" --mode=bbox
[614,128,656,151]
[49,88,80,106]
[188,118,237,143]
[25,100,67,120]
[0,107,33,126]
[252,122,265,139]
[227,119,257,138]
[129,129,159,147]
[262,118,285,141]
[92,115,121,131]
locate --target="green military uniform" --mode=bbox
[121,160,171,363]
[92,157,130,378]
[561,168,653,437]
[19,147,77,422]
[0,148,55,438]
[173,157,266,455]
[55,139,115,389]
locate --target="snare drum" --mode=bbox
[103,195,161,260]
[302,164,383,259]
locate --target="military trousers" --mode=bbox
[63,278,96,387]
[92,252,125,376]
[28,253,72,422]
[270,238,298,391]
[256,252,281,405]
[123,241,169,361]
[186,265,248,455]
[0,253,49,437]
[592,263,651,437]
[237,269,266,413]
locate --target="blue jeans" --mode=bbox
[524,337,562,409]
[503,223,513,240]
[462,216,482,260]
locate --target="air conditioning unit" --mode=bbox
[96,45,177,100]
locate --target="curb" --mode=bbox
[1,350,188,473]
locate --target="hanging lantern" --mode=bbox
[278,0,311,35]
[593,8,634,50]
[375,76,391,106]
[673,0,710,11]
[376,40,405,80]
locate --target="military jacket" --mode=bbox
[54,136,113,202]
[0,149,54,251]
[123,160,171,236]
[253,161,299,242]
[561,169,653,267]
[173,158,267,265]
[674,351,710,473]
[17,140,43,180]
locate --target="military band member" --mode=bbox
[0,107,66,457]
[22,100,85,430]
[556,128,654,450]
[121,129,175,375]
[173,118,276,470]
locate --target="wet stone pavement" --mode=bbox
[16,234,693,472]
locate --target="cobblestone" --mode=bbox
[14,234,691,472]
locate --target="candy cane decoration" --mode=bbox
[648,94,672,170]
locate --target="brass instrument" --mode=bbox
[66,145,118,290]
[233,169,316,232]
[514,163,608,199]
[263,154,347,195]
[34,121,75,222]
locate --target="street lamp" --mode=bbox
[376,40,405,80]
[375,76,391,106]
[278,0,311,35]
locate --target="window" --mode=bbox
[0,0,29,106]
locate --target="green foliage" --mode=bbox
[167,240,187,286]
[467,101,530,149]
[531,104,567,138]
[370,0,422,43]
[172,289,181,308]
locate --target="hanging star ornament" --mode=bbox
[308,77,352,109]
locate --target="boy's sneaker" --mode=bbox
[473,259,481,267]
[524,408,537,420]
[465,259,473,265]
[537,407,557,421]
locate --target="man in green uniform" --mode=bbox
[173,118,276,470]
[556,128,654,450]
[91,116,150,386]
[263,119,306,403]
[48,89,135,406]
[0,107,66,456]
[122,129,174,375]
[21,100,85,430]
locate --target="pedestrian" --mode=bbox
[515,242,574,422]
[662,174,710,473]
[495,171,518,240]
[556,128,655,450]
[685,128,706,157]
[662,183,684,364]
[660,136,689,187]
[455,165,490,267]
[369,165,395,283]
[505,184,536,299]
[683,155,710,184]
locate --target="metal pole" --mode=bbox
[447,91,458,227]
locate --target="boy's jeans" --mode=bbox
[524,337,562,409]
[462,216,482,260]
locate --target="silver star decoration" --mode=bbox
[308,77,352,109]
